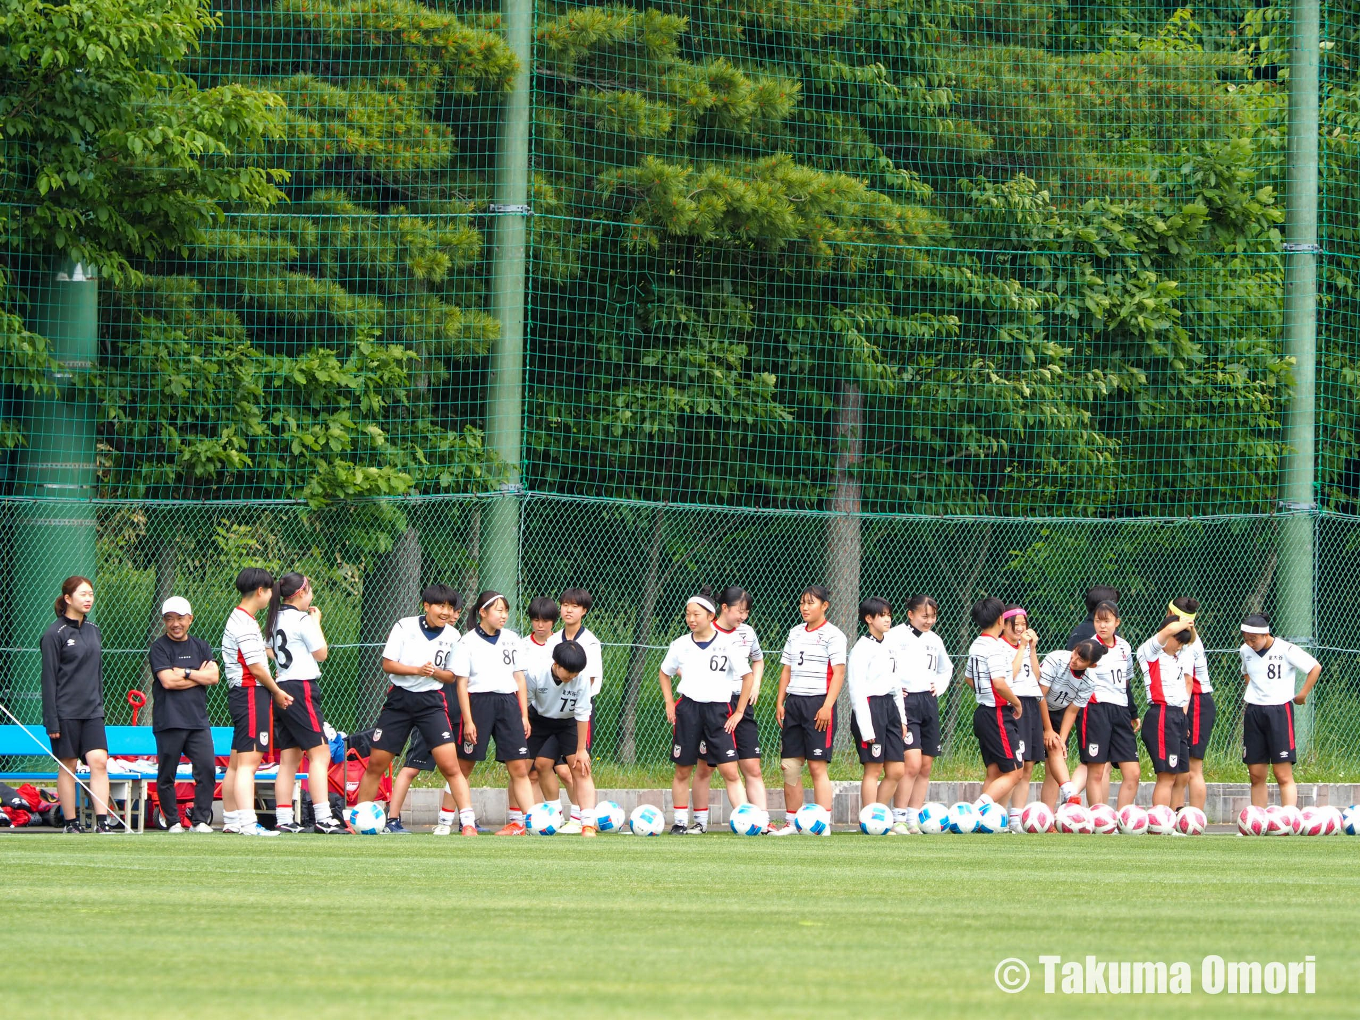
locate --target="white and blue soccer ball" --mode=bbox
[917,802,950,834]
[629,804,666,837]
[947,802,979,834]
[347,801,385,835]
[975,801,1008,834]
[859,803,893,835]
[1343,805,1360,836]
[795,802,832,835]
[594,801,625,832]
[730,803,769,836]
[527,801,565,835]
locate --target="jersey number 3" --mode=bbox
[273,632,293,670]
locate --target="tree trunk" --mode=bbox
[137,538,180,726]
[618,503,666,764]
[941,523,992,758]
[357,526,422,729]
[827,381,862,751]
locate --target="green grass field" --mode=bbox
[2,831,1356,1018]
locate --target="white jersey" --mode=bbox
[270,605,324,683]
[887,625,952,695]
[1003,638,1042,697]
[1178,636,1213,695]
[222,607,268,688]
[1239,638,1319,706]
[965,634,1014,708]
[451,626,523,695]
[381,615,460,694]
[1136,635,1190,708]
[780,621,848,697]
[714,622,764,699]
[523,634,591,722]
[548,626,604,698]
[1087,636,1133,706]
[1040,649,1096,711]
[848,636,906,741]
[661,631,751,704]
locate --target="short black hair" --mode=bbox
[1072,639,1108,666]
[421,583,463,609]
[859,596,891,624]
[719,586,752,612]
[1242,612,1271,633]
[1092,600,1120,621]
[801,584,831,604]
[552,639,588,675]
[1172,596,1200,615]
[971,596,1006,630]
[235,567,274,596]
[1085,585,1119,614]
[558,587,592,611]
[528,596,560,622]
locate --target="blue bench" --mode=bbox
[0,725,294,832]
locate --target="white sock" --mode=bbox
[1059,782,1076,802]
[570,803,581,822]
[786,810,798,826]
[892,808,909,823]
[314,800,333,822]
[239,810,257,828]
[694,809,709,827]
[438,810,456,827]
[583,807,597,827]
[459,808,476,829]
[276,806,294,827]
[509,807,524,824]
[673,806,689,826]
[223,809,237,828]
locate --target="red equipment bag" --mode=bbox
[329,748,389,806]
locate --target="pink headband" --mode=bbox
[1001,607,1027,621]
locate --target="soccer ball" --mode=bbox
[946,802,979,834]
[1321,806,1344,835]
[1055,803,1093,834]
[795,803,832,835]
[1299,807,1327,837]
[1089,803,1119,835]
[346,801,385,835]
[594,801,625,832]
[730,803,769,836]
[1281,805,1303,835]
[1117,804,1149,835]
[1146,804,1176,835]
[1175,806,1206,836]
[1019,802,1054,834]
[1342,805,1360,835]
[527,801,564,835]
[1237,805,1269,836]
[917,802,949,835]
[859,803,893,835]
[975,801,1008,834]
[1265,805,1300,836]
[629,804,665,837]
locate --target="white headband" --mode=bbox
[687,595,716,614]
[1241,624,1270,635]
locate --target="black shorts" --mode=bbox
[459,692,529,762]
[228,685,273,754]
[1243,701,1296,765]
[672,697,736,767]
[402,728,434,772]
[706,697,760,764]
[371,685,458,759]
[1017,696,1044,763]
[972,703,1023,772]
[1143,705,1190,774]
[1079,701,1138,764]
[274,679,327,751]
[781,693,835,761]
[851,695,906,764]
[49,717,106,762]
[527,709,578,763]
[1187,691,1216,758]
[903,690,941,757]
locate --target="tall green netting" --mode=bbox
[1,1,1358,779]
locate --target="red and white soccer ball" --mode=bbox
[1146,804,1177,835]
[1237,805,1269,836]
[1055,803,1093,834]
[1089,803,1118,835]
[1320,806,1344,835]
[1265,804,1301,836]
[1117,804,1149,835]
[1175,806,1206,836]
[1019,802,1054,834]
[1299,807,1328,837]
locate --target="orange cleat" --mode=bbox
[461,825,478,837]
[581,824,597,838]
[494,821,527,836]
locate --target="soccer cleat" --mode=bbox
[890,822,912,835]
[556,819,583,834]
[495,821,528,836]
[668,823,687,835]
[239,822,280,836]
[765,822,797,836]
[384,818,413,834]
[168,823,185,834]
[221,824,240,834]
[461,825,478,837]
[313,818,345,834]
[581,824,597,838]
[1066,795,1083,806]
[431,823,453,836]
[95,818,119,834]
[61,820,86,834]
[275,821,306,834]
[685,821,707,835]
[191,823,214,833]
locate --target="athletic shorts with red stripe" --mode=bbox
[1079,701,1138,764]
[371,686,458,758]
[706,697,760,764]
[274,679,328,751]
[1142,704,1189,774]
[972,703,1023,772]
[851,694,906,764]
[780,693,835,761]
[1242,701,1297,765]
[1016,695,1045,762]
[672,697,736,766]
[1187,691,1216,758]
[228,685,273,753]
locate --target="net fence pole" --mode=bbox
[483,0,533,598]
[1280,0,1322,755]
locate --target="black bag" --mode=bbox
[0,781,24,809]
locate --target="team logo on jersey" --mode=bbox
[905,730,914,745]
[463,740,475,753]
[673,744,682,758]
[871,743,882,758]
[1088,743,1099,756]
[1017,740,1026,757]
[259,732,269,746]
[725,748,735,757]
[1168,754,1178,767]
[753,745,760,755]
[1279,750,1290,758]
[698,740,707,756]
[519,747,528,755]
[373,728,383,741]
[66,638,76,646]
[442,731,451,740]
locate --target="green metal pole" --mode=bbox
[10,258,98,723]
[1279,0,1320,754]
[482,0,532,606]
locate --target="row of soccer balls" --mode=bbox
[344,799,1360,837]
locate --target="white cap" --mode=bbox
[161,596,193,617]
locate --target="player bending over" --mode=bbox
[1239,613,1321,809]
[524,637,595,835]
[848,597,907,816]
[1037,639,1106,811]
[545,588,604,833]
